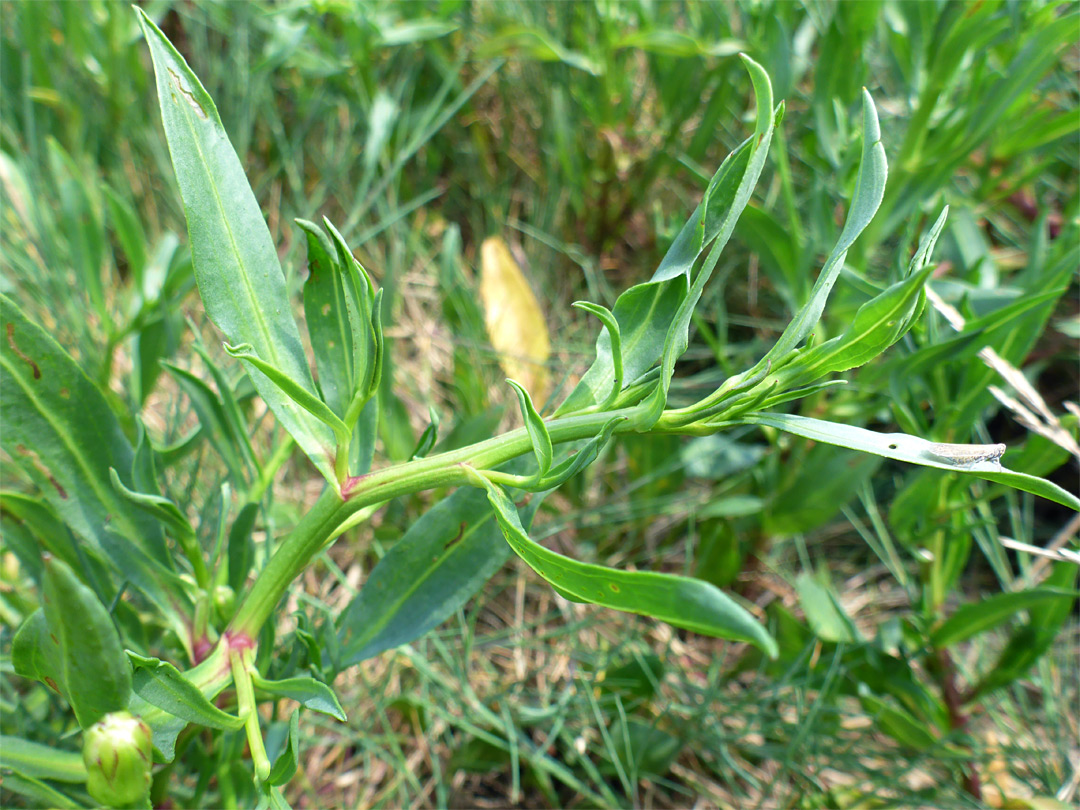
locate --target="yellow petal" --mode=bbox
[480,236,550,402]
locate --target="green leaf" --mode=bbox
[556,138,753,414]
[136,9,338,490]
[507,379,552,478]
[741,413,1080,511]
[968,563,1078,700]
[0,491,82,580]
[127,692,188,764]
[224,342,349,444]
[533,416,626,491]
[471,472,777,657]
[0,771,82,809]
[228,502,259,593]
[160,360,251,486]
[0,736,87,783]
[856,686,937,751]
[410,406,441,460]
[337,478,541,665]
[108,468,196,547]
[12,609,65,696]
[43,555,132,729]
[267,711,299,787]
[795,573,861,643]
[931,588,1077,648]
[763,89,888,366]
[250,673,346,722]
[571,302,623,408]
[128,652,244,731]
[780,207,947,384]
[323,218,379,407]
[0,294,167,561]
[652,56,776,407]
[298,219,353,418]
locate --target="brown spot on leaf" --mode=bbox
[14,445,68,498]
[443,522,467,550]
[167,67,208,119]
[6,323,40,379]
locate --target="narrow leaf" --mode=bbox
[224,342,349,442]
[507,379,552,478]
[109,467,196,546]
[128,652,244,731]
[558,56,774,416]
[742,413,1080,510]
[43,555,132,728]
[763,89,888,365]
[337,478,541,665]
[251,673,347,722]
[471,472,777,657]
[0,295,167,560]
[137,9,338,489]
[0,736,87,783]
[299,219,354,417]
[267,712,300,787]
[779,207,948,383]
[0,771,82,809]
[931,588,1077,648]
[571,302,622,407]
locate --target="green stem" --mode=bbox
[248,436,294,504]
[230,646,270,782]
[228,407,645,639]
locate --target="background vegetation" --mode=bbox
[2,1,1077,807]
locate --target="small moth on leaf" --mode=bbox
[926,442,1007,469]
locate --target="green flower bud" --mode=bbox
[82,711,152,807]
[213,584,236,618]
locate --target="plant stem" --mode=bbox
[228,407,643,639]
[231,646,270,782]
[933,647,982,801]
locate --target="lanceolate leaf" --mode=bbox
[968,563,1077,700]
[223,342,349,443]
[337,478,542,665]
[43,556,132,729]
[647,56,776,419]
[12,609,65,696]
[0,736,87,783]
[268,711,300,787]
[557,55,774,416]
[128,652,244,731]
[778,208,948,384]
[137,9,338,490]
[741,413,1080,510]
[299,219,354,418]
[763,89,888,366]
[0,295,168,562]
[250,673,347,722]
[507,379,552,478]
[931,588,1077,648]
[471,472,778,657]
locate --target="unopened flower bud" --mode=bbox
[82,711,152,807]
[213,584,236,618]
